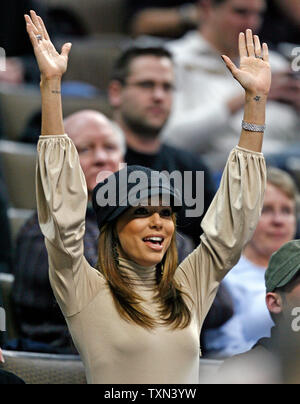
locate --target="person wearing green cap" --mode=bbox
[217,239,300,383]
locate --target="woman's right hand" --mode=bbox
[25,10,72,80]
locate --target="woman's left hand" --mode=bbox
[222,29,271,97]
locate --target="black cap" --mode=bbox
[92,165,182,230]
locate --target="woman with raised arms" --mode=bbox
[25,10,270,383]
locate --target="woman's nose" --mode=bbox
[149,212,163,228]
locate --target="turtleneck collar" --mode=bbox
[118,257,158,291]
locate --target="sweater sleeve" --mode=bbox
[36,134,103,317]
[175,146,266,332]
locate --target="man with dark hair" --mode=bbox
[217,240,300,384]
[111,46,174,84]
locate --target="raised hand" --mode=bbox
[24,10,72,79]
[222,29,271,97]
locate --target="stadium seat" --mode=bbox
[0,140,37,210]
[0,86,41,141]
[0,350,222,384]
[63,92,112,119]
[0,85,112,141]
[45,0,127,35]
[7,208,34,245]
[58,36,130,90]
[0,350,86,384]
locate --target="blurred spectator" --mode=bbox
[265,147,300,200]
[0,0,47,84]
[203,167,299,358]
[163,0,300,171]
[260,0,300,48]
[9,110,125,354]
[126,0,201,38]
[217,240,300,384]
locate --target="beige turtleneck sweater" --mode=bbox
[36,134,266,384]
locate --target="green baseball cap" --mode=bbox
[265,240,300,293]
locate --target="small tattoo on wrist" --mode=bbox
[51,90,61,94]
[254,95,261,102]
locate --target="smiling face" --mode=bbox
[115,204,175,267]
[246,183,297,263]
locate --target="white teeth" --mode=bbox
[144,237,163,243]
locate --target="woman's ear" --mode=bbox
[108,80,123,109]
[266,292,283,315]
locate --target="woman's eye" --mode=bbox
[160,209,172,217]
[134,207,149,216]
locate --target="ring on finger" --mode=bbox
[36,34,42,41]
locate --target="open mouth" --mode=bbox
[142,236,164,251]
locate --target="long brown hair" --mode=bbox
[97,214,192,330]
